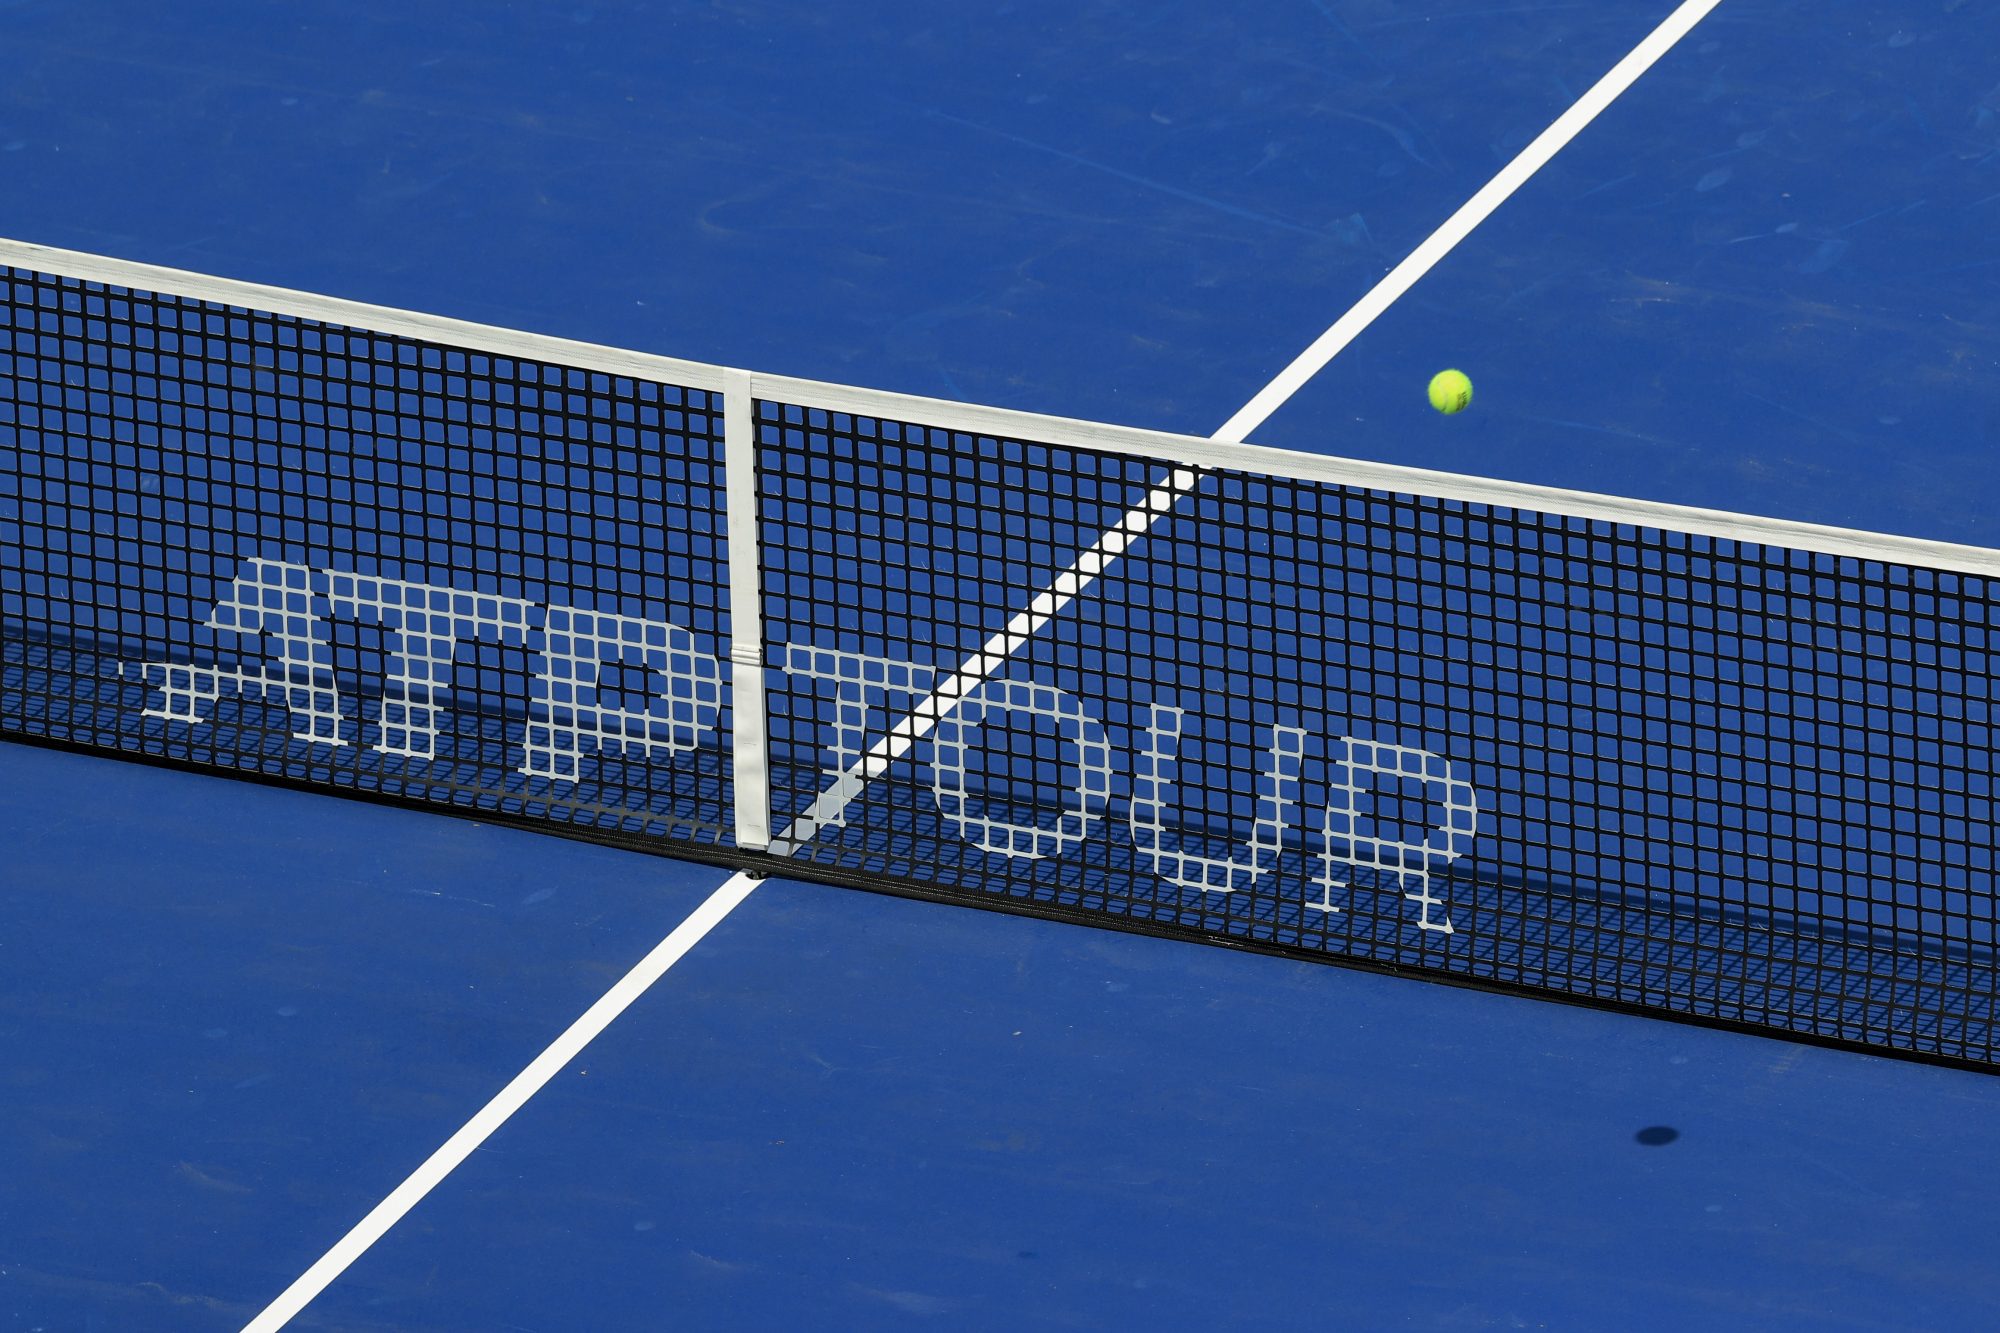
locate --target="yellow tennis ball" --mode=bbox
[1428,369,1473,415]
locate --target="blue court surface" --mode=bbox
[8,2,2000,1328]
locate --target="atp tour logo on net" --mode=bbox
[127,559,1480,934]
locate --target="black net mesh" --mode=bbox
[0,266,736,847]
[756,401,2000,1066]
[5,256,1997,1070]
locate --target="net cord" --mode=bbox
[8,235,2000,579]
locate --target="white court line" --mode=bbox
[241,873,759,1333]
[245,6,1724,1319]
[774,0,1724,853]
[772,468,1201,851]
[1214,0,1723,443]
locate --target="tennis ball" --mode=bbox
[1428,369,1473,415]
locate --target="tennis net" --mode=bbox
[4,239,1997,1070]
